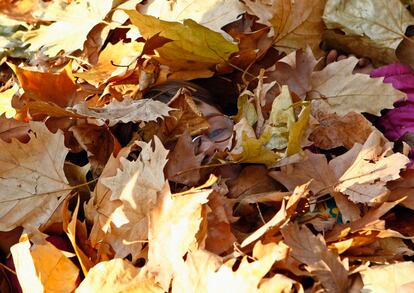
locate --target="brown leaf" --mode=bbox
[165,130,204,186]
[0,121,71,231]
[246,0,326,56]
[241,181,311,247]
[282,223,348,293]
[0,115,29,143]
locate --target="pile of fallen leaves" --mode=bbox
[2,0,414,292]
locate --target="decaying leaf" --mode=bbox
[0,121,71,231]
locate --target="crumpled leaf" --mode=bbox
[282,222,349,293]
[323,0,414,62]
[0,115,30,143]
[146,180,212,291]
[23,0,113,56]
[310,57,407,116]
[126,10,238,70]
[11,232,79,293]
[138,0,245,39]
[71,98,173,126]
[0,121,71,231]
[75,41,143,87]
[246,0,326,56]
[76,258,163,293]
[360,262,414,292]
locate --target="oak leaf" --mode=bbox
[310,57,406,116]
[0,121,71,231]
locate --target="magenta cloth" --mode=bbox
[370,63,414,141]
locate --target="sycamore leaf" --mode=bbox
[245,0,326,56]
[139,0,245,39]
[324,0,414,52]
[146,181,212,291]
[98,137,168,260]
[74,41,143,87]
[0,85,17,118]
[282,223,348,293]
[23,0,113,56]
[9,62,78,107]
[310,57,406,116]
[71,98,173,126]
[11,233,79,293]
[76,258,163,293]
[360,262,414,293]
[126,10,238,70]
[0,121,71,231]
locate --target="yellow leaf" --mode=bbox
[125,10,238,70]
[232,131,281,167]
[63,197,94,276]
[0,85,17,118]
[75,41,144,87]
[234,93,257,125]
[287,103,310,156]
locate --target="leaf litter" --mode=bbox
[2,0,414,292]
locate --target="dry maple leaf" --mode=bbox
[146,180,212,291]
[11,231,79,293]
[139,0,245,39]
[76,258,163,293]
[310,57,407,116]
[282,222,349,293]
[245,0,326,56]
[97,137,168,260]
[71,97,173,126]
[324,0,414,59]
[23,0,113,56]
[207,241,297,293]
[0,121,71,231]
